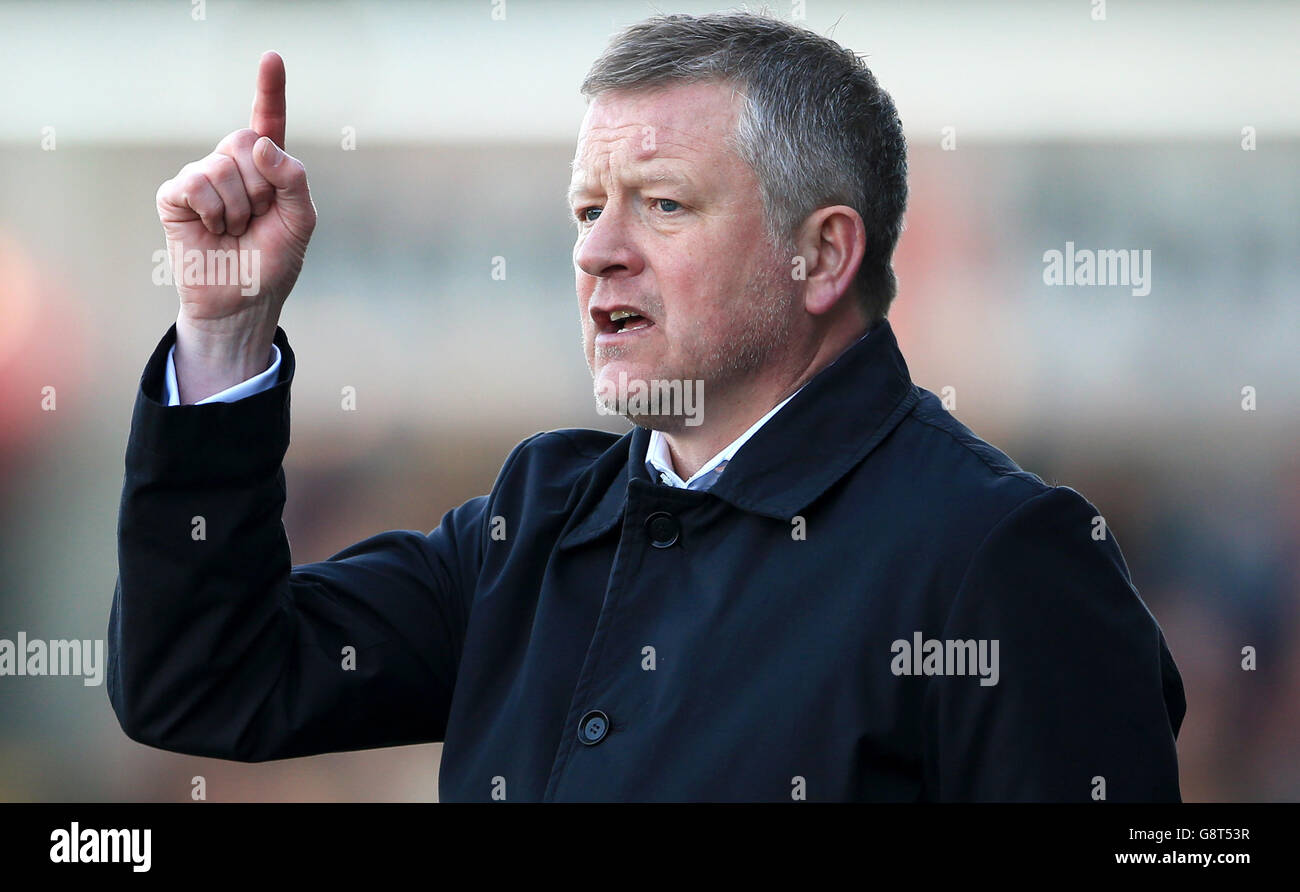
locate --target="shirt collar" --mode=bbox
[643,328,874,489]
[559,319,917,549]
[644,388,801,489]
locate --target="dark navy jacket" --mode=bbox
[108,320,1185,801]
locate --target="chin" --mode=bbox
[594,360,653,391]
[592,361,703,430]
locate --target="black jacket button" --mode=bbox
[578,709,610,745]
[645,512,679,548]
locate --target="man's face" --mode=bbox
[569,81,796,429]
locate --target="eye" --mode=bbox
[577,206,602,224]
[653,198,682,213]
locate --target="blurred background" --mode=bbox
[1,0,1296,801]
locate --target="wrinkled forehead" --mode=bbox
[570,83,743,177]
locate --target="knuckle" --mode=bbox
[226,185,251,211]
[205,152,239,182]
[174,160,202,182]
[231,127,260,149]
[216,128,257,152]
[190,187,221,215]
[175,172,206,199]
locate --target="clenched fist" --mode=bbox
[157,52,317,404]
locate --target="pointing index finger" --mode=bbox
[250,51,287,149]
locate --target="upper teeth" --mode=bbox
[610,310,638,322]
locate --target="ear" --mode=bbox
[793,206,866,317]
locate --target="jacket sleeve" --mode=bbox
[922,485,1186,801]
[107,324,485,762]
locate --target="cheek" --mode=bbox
[662,258,738,322]
[655,248,715,315]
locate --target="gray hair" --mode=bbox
[580,10,908,323]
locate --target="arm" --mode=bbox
[108,325,484,761]
[922,485,1185,801]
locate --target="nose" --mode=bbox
[574,204,645,279]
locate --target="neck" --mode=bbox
[660,323,867,480]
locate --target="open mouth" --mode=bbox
[608,309,653,333]
[594,306,655,337]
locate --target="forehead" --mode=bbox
[571,81,743,180]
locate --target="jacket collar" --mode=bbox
[559,318,918,548]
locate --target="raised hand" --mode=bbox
[156,52,317,402]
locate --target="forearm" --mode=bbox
[109,324,297,760]
[110,324,467,761]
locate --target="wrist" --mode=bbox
[173,308,279,404]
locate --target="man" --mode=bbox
[109,12,1185,801]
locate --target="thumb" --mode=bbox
[252,136,315,238]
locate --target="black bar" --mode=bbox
[0,803,1285,877]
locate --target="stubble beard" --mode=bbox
[590,257,794,432]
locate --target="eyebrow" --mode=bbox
[566,169,697,205]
